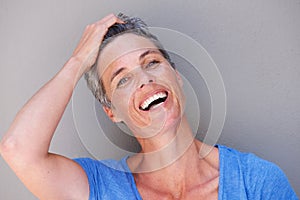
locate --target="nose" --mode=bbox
[140,79,153,88]
[134,66,156,88]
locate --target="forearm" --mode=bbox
[0,57,83,161]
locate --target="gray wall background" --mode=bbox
[0,0,299,198]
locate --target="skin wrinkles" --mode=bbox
[99,36,184,136]
[97,32,219,200]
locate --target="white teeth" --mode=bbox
[141,92,167,110]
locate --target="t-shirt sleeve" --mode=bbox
[244,154,298,199]
[266,164,299,199]
[74,158,104,200]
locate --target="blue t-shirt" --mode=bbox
[74,145,298,199]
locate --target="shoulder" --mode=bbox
[74,157,132,182]
[218,145,275,171]
[74,157,136,199]
[219,144,282,174]
[218,145,298,199]
[74,157,130,173]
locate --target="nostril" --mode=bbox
[140,80,153,88]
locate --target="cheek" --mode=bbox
[158,68,180,86]
[156,64,177,78]
[110,87,133,115]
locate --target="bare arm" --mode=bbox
[0,14,122,200]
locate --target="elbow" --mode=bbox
[0,135,47,172]
[0,136,18,158]
[1,134,48,164]
[0,135,27,167]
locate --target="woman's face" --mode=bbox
[98,33,186,138]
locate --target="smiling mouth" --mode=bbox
[139,91,168,111]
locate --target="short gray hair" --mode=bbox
[84,13,174,108]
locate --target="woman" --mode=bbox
[0,13,297,200]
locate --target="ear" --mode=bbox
[102,106,121,122]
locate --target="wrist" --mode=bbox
[58,57,86,88]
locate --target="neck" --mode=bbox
[131,115,196,172]
[127,116,220,198]
[128,136,219,199]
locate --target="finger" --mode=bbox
[115,16,125,24]
[73,14,124,56]
[97,13,124,27]
[99,13,115,22]
[73,26,95,55]
[100,13,124,24]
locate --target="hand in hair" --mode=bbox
[72,13,123,76]
[0,13,123,200]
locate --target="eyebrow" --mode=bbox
[110,67,125,83]
[139,49,161,61]
[110,49,161,83]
